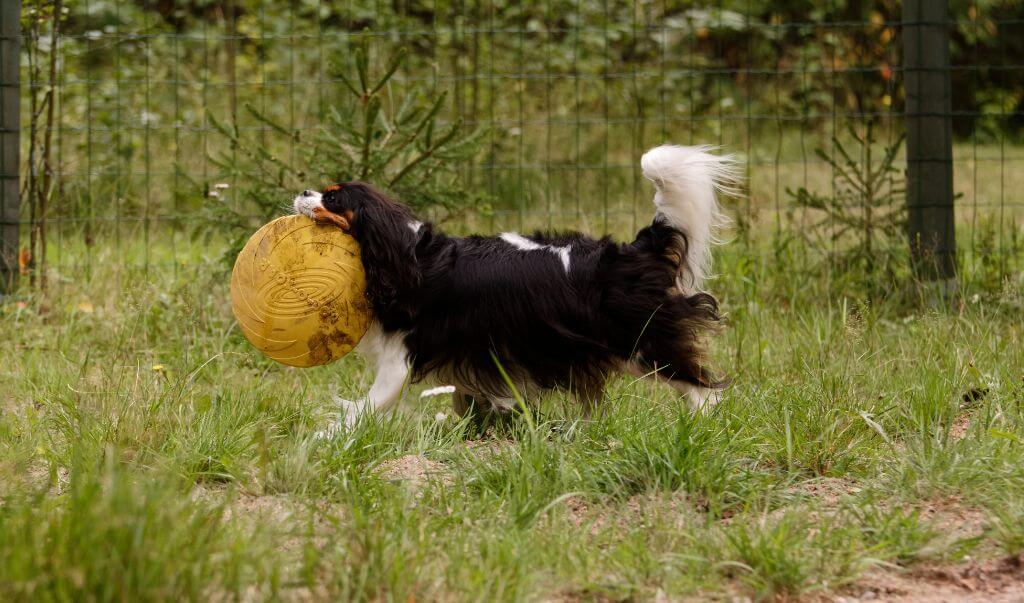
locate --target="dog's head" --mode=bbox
[293,182,413,234]
[293,182,420,323]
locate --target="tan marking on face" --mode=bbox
[312,206,350,231]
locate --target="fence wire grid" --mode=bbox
[2,1,1024,290]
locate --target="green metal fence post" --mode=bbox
[903,0,957,296]
[1,0,20,293]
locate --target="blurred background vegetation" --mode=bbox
[13,0,1024,300]
[7,6,1024,601]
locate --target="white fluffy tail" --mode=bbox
[640,144,741,293]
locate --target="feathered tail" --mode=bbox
[640,145,741,294]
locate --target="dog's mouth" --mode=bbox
[293,190,351,231]
[311,206,351,231]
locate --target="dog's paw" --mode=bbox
[687,386,722,412]
[315,396,369,439]
[313,421,346,441]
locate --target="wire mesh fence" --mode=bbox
[3,1,1024,293]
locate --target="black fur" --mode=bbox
[322,181,723,404]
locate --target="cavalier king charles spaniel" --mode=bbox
[293,145,740,431]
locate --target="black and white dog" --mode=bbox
[293,145,739,429]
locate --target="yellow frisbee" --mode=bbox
[231,215,372,367]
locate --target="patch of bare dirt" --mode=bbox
[376,454,449,488]
[191,486,345,559]
[832,554,1024,602]
[922,496,990,542]
[950,385,990,442]
[949,413,973,441]
[788,477,863,507]
[561,495,592,528]
[732,477,863,527]
[190,487,304,524]
[462,438,515,460]
[23,461,70,495]
[779,482,988,542]
[561,491,700,534]
[373,441,517,491]
[227,493,299,522]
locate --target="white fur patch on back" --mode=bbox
[555,246,571,272]
[500,232,543,251]
[500,232,572,273]
[408,220,423,234]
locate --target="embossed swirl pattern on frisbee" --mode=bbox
[243,223,358,318]
[253,264,356,319]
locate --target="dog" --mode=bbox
[293,145,740,430]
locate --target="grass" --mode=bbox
[2,229,1024,601]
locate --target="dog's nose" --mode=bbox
[302,190,314,197]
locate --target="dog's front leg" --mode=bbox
[343,356,410,424]
[319,324,411,437]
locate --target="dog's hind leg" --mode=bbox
[452,389,490,419]
[572,377,606,418]
[451,389,512,432]
[624,293,725,413]
[620,360,721,413]
[680,383,722,411]
[451,389,472,417]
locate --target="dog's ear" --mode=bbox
[343,184,421,322]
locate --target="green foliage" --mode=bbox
[787,122,907,294]
[969,217,1024,300]
[989,498,1024,556]
[587,409,742,508]
[204,34,487,256]
[87,0,1024,140]
[721,515,815,598]
[0,461,272,601]
[2,244,1024,600]
[850,505,942,564]
[755,390,882,477]
[19,0,1024,268]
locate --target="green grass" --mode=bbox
[2,232,1024,601]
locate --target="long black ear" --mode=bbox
[346,184,420,324]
